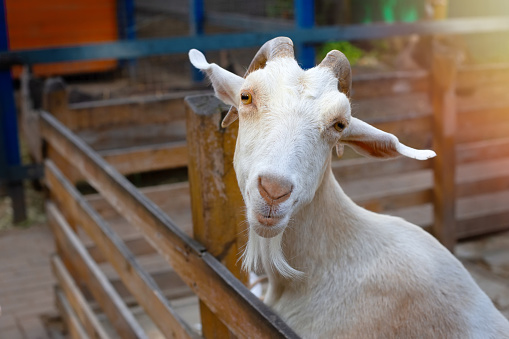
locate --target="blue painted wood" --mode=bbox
[1,16,508,67]
[0,0,21,169]
[190,0,205,82]
[0,0,26,221]
[295,0,315,69]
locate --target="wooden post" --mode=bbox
[431,43,457,251]
[185,95,248,338]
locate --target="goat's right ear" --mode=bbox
[189,49,244,108]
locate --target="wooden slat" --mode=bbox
[86,182,190,221]
[351,70,429,99]
[77,122,187,151]
[353,92,431,124]
[68,94,192,131]
[332,156,431,181]
[87,237,155,264]
[45,160,200,339]
[456,157,509,198]
[457,137,509,164]
[457,63,509,88]
[110,269,193,302]
[99,141,188,175]
[457,210,509,239]
[55,288,90,339]
[52,255,111,339]
[46,202,148,339]
[40,111,298,338]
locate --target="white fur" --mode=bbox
[189,48,509,338]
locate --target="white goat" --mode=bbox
[189,37,509,338]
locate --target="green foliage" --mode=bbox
[318,41,364,66]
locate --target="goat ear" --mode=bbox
[189,49,243,108]
[340,118,436,160]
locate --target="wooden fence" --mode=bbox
[41,106,298,337]
[39,47,509,337]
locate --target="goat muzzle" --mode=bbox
[258,175,293,206]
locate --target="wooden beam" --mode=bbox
[185,94,248,338]
[45,160,199,339]
[52,255,111,339]
[40,111,298,338]
[46,202,148,339]
[99,141,188,175]
[430,45,458,250]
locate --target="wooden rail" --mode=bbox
[41,111,298,338]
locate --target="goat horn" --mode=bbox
[318,50,352,98]
[221,37,295,128]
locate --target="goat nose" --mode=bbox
[258,175,293,205]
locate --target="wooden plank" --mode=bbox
[69,95,190,132]
[457,211,509,239]
[458,63,509,88]
[40,111,298,338]
[77,122,187,151]
[46,202,148,339]
[456,157,509,198]
[457,120,509,144]
[47,144,84,183]
[99,141,188,175]
[86,182,190,221]
[185,94,248,338]
[110,269,193,302]
[456,85,509,116]
[55,288,90,339]
[353,92,431,124]
[430,47,458,250]
[351,70,429,99]
[457,137,509,164]
[332,156,431,181]
[87,237,155,264]
[45,160,200,339]
[52,255,111,339]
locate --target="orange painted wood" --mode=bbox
[5,0,118,77]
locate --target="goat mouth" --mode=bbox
[253,214,285,238]
[256,214,282,226]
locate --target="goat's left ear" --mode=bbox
[189,49,243,108]
[340,118,436,160]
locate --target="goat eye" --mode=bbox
[241,92,252,105]
[334,121,346,132]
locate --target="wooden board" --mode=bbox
[6,0,118,77]
[99,142,188,175]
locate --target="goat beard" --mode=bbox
[242,227,304,279]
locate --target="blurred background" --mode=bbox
[1,0,509,338]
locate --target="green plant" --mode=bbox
[318,41,364,66]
